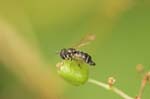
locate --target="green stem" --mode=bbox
[88,78,134,99]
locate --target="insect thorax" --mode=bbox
[60,48,95,66]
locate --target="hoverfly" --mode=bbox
[59,34,96,66]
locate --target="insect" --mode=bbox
[59,34,96,66]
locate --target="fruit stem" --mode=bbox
[88,78,134,99]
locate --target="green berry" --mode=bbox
[56,60,89,86]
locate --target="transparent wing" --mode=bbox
[72,33,96,49]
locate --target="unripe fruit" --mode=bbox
[56,60,89,86]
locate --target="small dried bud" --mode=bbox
[135,96,141,99]
[56,61,64,69]
[136,64,144,73]
[108,77,116,87]
[146,72,150,82]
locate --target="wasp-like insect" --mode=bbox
[59,34,96,66]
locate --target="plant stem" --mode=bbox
[136,73,149,99]
[88,78,134,99]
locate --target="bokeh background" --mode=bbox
[0,0,150,99]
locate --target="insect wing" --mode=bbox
[72,33,96,49]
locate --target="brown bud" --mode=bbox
[136,64,144,73]
[108,77,116,87]
[146,72,150,83]
[135,96,141,99]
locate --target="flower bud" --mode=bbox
[108,77,116,87]
[145,71,150,83]
[136,64,144,73]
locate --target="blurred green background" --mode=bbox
[0,0,150,99]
